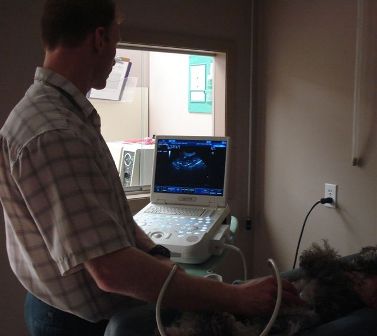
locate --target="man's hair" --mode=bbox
[41,0,116,50]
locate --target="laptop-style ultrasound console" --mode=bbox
[134,135,231,264]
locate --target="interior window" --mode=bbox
[88,46,226,194]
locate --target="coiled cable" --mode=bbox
[224,243,248,281]
[155,259,282,336]
[259,258,282,336]
[156,264,178,336]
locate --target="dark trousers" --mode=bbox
[104,304,181,336]
[24,293,108,336]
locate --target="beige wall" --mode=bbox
[252,0,377,276]
[0,2,44,334]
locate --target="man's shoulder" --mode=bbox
[1,84,87,161]
[2,90,68,137]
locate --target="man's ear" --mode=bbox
[93,27,107,53]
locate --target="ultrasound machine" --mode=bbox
[134,135,231,264]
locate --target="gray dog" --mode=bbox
[162,241,377,336]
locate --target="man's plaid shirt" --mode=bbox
[0,67,140,322]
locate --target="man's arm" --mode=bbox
[133,223,155,252]
[84,247,302,316]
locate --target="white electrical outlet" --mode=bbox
[324,183,337,208]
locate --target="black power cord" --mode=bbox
[292,197,334,269]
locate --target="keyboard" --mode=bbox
[133,204,231,263]
[144,205,205,217]
[134,213,215,240]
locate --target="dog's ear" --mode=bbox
[351,246,377,275]
[299,240,340,277]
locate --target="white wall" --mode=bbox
[90,87,149,142]
[90,48,150,142]
[149,52,213,136]
[92,50,214,140]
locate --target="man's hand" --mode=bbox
[235,276,305,315]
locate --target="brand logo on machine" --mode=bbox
[178,196,196,202]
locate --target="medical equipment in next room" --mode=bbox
[107,141,155,190]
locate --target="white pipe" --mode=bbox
[246,0,256,226]
[352,0,365,166]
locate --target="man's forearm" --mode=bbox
[84,246,240,313]
[84,246,302,316]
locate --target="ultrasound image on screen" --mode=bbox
[154,139,227,196]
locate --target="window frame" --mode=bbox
[105,42,227,196]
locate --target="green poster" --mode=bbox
[188,55,213,113]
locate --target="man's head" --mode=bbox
[41,0,121,92]
[41,0,116,50]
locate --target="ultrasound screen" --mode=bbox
[154,138,227,196]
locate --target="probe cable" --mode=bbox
[223,245,282,335]
[224,243,248,281]
[259,258,282,336]
[156,264,178,336]
[155,259,282,336]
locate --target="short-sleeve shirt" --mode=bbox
[0,67,140,322]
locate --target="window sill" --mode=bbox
[126,192,150,214]
[126,192,150,200]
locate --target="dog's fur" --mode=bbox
[162,241,377,336]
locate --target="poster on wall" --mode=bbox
[188,55,213,113]
[89,57,132,101]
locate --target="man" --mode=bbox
[0,1,301,335]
